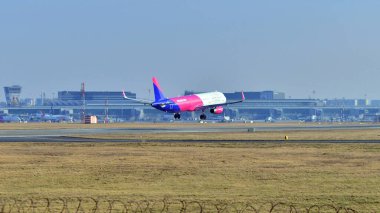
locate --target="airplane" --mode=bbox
[0,114,22,123]
[123,77,245,120]
[29,112,73,123]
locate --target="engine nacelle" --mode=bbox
[210,106,223,114]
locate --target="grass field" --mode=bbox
[0,140,379,211]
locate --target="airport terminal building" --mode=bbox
[1,87,380,122]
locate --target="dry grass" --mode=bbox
[0,142,379,211]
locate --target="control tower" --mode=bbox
[4,85,22,106]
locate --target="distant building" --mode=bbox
[371,100,380,107]
[58,91,136,101]
[273,91,286,99]
[185,90,285,100]
[325,99,370,107]
[224,92,260,100]
[21,98,36,106]
[224,91,285,100]
[356,99,370,107]
[4,85,22,107]
[184,90,204,96]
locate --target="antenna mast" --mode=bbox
[81,82,86,123]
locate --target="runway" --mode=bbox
[1,135,380,143]
[1,123,380,142]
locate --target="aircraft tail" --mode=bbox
[152,77,166,101]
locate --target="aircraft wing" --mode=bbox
[122,91,153,105]
[223,100,244,105]
[224,91,245,105]
[194,92,245,111]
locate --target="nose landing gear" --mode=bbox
[174,113,181,120]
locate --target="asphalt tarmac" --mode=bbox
[1,124,380,142]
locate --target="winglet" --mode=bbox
[122,90,128,99]
[121,89,153,104]
[241,91,245,101]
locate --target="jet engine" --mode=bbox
[210,106,223,114]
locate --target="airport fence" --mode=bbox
[0,197,361,213]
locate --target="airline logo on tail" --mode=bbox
[123,77,244,120]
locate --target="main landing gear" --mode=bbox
[174,113,206,120]
[174,113,181,120]
[200,114,207,120]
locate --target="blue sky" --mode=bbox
[1,1,380,100]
